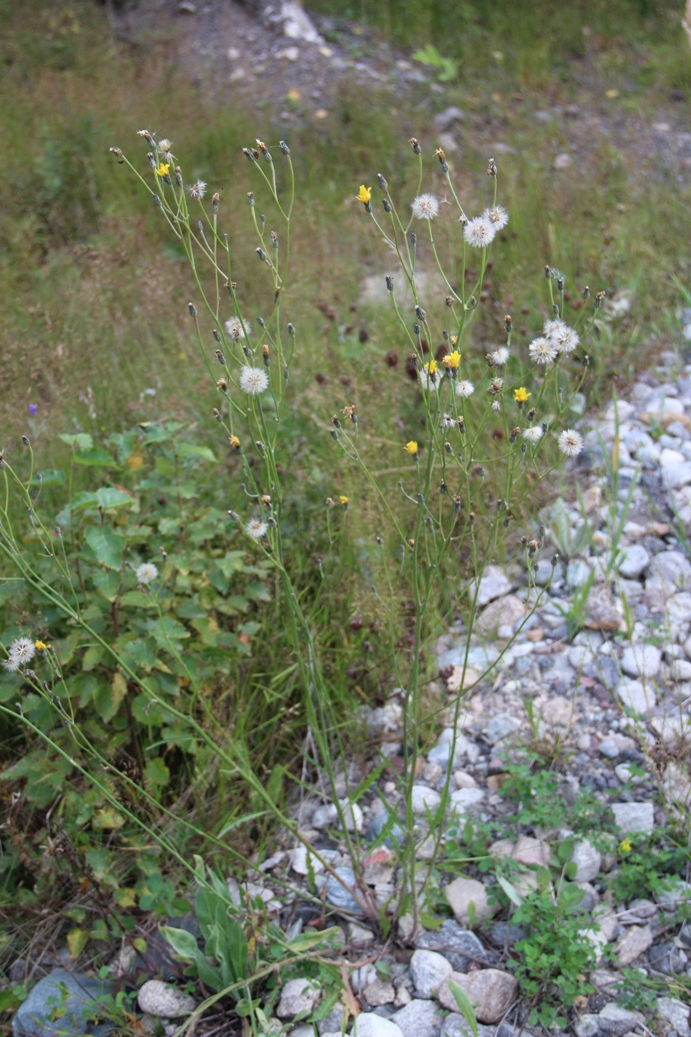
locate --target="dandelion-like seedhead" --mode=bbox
[523,426,544,443]
[225,317,251,340]
[456,380,475,398]
[188,180,207,201]
[411,193,439,220]
[547,321,580,355]
[239,367,269,395]
[558,429,584,457]
[483,205,509,230]
[463,217,496,249]
[136,563,158,585]
[528,337,558,366]
[246,519,268,539]
[3,637,36,671]
[490,347,509,365]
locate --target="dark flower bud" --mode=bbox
[279,140,291,155]
[385,276,394,292]
[188,302,197,316]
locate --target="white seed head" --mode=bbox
[188,180,207,201]
[463,216,496,249]
[491,400,502,412]
[418,369,440,391]
[239,367,269,395]
[523,426,544,443]
[225,316,251,340]
[2,656,21,673]
[549,322,580,354]
[246,519,268,539]
[483,205,509,230]
[528,336,558,365]
[4,637,36,669]
[558,429,584,457]
[490,347,510,365]
[411,193,440,220]
[136,563,158,585]
[456,380,475,398]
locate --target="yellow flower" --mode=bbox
[404,440,419,457]
[443,351,461,370]
[357,185,372,204]
[425,359,438,376]
[513,386,531,403]
[228,435,241,450]
[156,162,170,177]
[619,838,632,854]
[339,495,349,506]
[35,640,51,651]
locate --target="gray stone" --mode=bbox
[441,1020,494,1037]
[470,566,512,607]
[438,969,518,1024]
[12,969,112,1037]
[414,921,486,973]
[657,997,690,1036]
[391,999,440,1037]
[444,877,495,925]
[618,544,650,579]
[620,644,661,679]
[365,812,404,847]
[434,107,466,131]
[647,551,691,590]
[656,880,691,911]
[449,788,485,815]
[476,595,525,635]
[411,786,441,814]
[138,980,196,1018]
[597,1003,645,1036]
[599,739,621,759]
[671,659,691,681]
[353,1014,405,1037]
[571,840,602,883]
[614,925,653,966]
[318,1009,349,1035]
[363,981,396,1006]
[409,950,453,998]
[574,1015,601,1037]
[616,678,657,716]
[326,867,366,915]
[486,713,520,743]
[567,559,593,589]
[660,463,691,490]
[277,979,321,1019]
[611,801,654,834]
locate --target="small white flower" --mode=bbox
[239,367,269,395]
[558,429,584,457]
[136,563,158,585]
[523,426,544,443]
[483,205,509,230]
[456,380,475,398]
[7,638,36,666]
[411,193,439,220]
[246,519,268,539]
[225,316,251,340]
[491,347,510,365]
[419,369,440,391]
[463,217,496,249]
[188,180,207,201]
[549,322,580,354]
[544,318,566,339]
[2,656,21,673]
[158,139,173,152]
[491,400,502,412]
[529,336,558,365]
[440,413,455,429]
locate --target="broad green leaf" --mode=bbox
[92,570,121,602]
[496,875,524,907]
[288,927,341,951]
[145,757,170,788]
[82,644,105,672]
[67,928,90,959]
[93,671,128,723]
[74,446,116,466]
[92,806,126,830]
[160,925,199,960]
[94,487,135,511]
[177,442,217,462]
[60,433,93,450]
[85,525,123,570]
[447,979,478,1037]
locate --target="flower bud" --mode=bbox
[279,140,291,155]
[188,302,197,316]
[385,276,394,292]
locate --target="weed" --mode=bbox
[607,832,691,904]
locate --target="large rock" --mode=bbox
[611,801,654,834]
[353,1014,405,1037]
[12,969,111,1037]
[571,840,602,883]
[392,999,441,1037]
[444,877,495,925]
[409,950,453,998]
[614,925,653,966]
[414,921,486,973]
[470,566,512,607]
[138,980,196,1018]
[657,997,690,1037]
[438,969,518,1024]
[598,1003,645,1035]
[617,544,650,579]
[616,678,657,716]
[620,644,661,679]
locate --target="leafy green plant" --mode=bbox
[412,43,459,82]
[608,833,691,905]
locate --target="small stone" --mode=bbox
[599,739,621,759]
[392,999,440,1037]
[618,545,650,579]
[365,812,404,847]
[414,921,486,972]
[616,678,656,716]
[326,867,366,915]
[542,695,573,728]
[12,969,112,1037]
[449,787,485,815]
[614,924,653,966]
[476,595,525,635]
[138,980,196,1018]
[410,949,453,998]
[571,840,602,883]
[486,713,520,743]
[489,835,549,866]
[411,786,441,814]
[574,1015,601,1037]
[611,801,655,834]
[364,980,396,1006]
[671,659,691,681]
[433,106,466,131]
[348,923,375,947]
[597,1003,645,1036]
[444,877,495,925]
[661,463,691,490]
[353,1013,405,1037]
[620,644,661,679]
[657,997,690,1036]
[470,565,512,607]
[438,969,518,1024]
[292,845,325,876]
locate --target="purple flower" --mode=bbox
[28,403,38,415]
